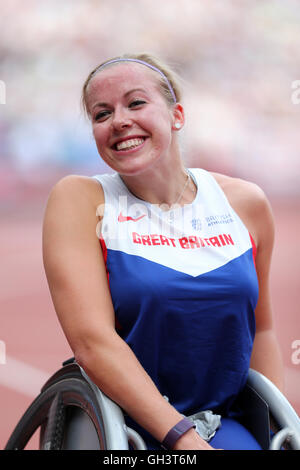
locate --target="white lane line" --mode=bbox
[0,357,298,415]
[0,356,50,397]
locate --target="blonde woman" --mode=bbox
[43,53,284,450]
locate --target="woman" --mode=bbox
[42,53,284,450]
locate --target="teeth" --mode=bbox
[116,138,145,151]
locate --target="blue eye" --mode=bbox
[94,110,111,122]
[129,99,146,108]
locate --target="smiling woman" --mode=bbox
[42,52,285,450]
[80,55,185,185]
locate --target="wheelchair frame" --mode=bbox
[4,358,300,450]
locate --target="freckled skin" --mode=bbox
[85,63,182,178]
[42,58,284,452]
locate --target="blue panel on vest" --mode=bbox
[107,248,258,416]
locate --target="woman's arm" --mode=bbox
[42,175,212,450]
[214,172,285,392]
[248,188,285,391]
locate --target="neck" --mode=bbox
[118,138,196,207]
[119,165,196,209]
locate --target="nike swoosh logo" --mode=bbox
[118,212,146,222]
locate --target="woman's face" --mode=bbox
[85,63,183,175]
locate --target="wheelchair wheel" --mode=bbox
[5,367,107,450]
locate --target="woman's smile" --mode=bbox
[86,64,179,174]
[111,135,148,153]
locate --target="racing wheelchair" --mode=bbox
[4,358,300,450]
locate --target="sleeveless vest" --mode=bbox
[92,168,258,421]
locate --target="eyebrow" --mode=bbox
[124,87,147,97]
[91,88,148,110]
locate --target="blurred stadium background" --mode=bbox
[0,0,299,448]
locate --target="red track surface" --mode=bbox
[0,197,299,449]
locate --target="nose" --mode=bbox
[111,106,132,132]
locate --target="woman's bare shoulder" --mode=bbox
[210,171,265,200]
[43,174,105,234]
[209,171,274,247]
[210,171,270,212]
[48,174,104,207]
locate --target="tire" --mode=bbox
[5,376,106,450]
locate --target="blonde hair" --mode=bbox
[81,52,183,118]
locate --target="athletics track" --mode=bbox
[0,196,299,449]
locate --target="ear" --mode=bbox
[172,103,185,131]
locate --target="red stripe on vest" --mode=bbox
[249,233,257,269]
